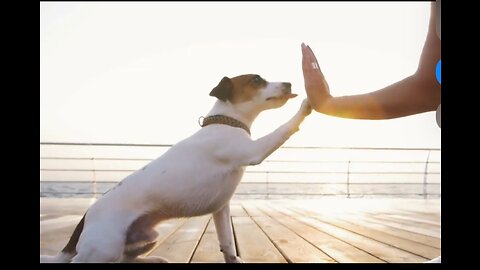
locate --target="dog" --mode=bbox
[40,74,312,263]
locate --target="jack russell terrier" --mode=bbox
[40,74,312,263]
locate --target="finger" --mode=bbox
[302,51,316,77]
[302,44,318,70]
[307,45,322,72]
[305,46,326,79]
[307,45,319,64]
[302,44,317,75]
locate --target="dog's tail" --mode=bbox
[40,214,86,263]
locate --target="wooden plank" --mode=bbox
[230,203,249,217]
[286,201,440,248]
[40,217,81,256]
[144,218,188,256]
[40,198,95,216]
[241,201,265,217]
[148,216,210,262]
[377,213,440,226]
[286,206,440,259]
[232,216,287,263]
[290,200,441,239]
[317,212,441,249]
[254,203,383,263]
[190,219,225,263]
[40,215,82,235]
[243,204,335,263]
[266,203,427,263]
[389,199,441,213]
[288,199,440,219]
[361,216,440,238]
[374,208,441,223]
[40,198,94,255]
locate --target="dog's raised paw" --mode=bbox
[300,98,313,116]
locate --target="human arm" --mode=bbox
[301,2,440,120]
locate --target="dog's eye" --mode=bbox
[252,75,263,85]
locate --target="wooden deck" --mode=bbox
[40,198,440,263]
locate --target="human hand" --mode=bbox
[301,43,331,109]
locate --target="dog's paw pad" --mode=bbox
[226,256,244,263]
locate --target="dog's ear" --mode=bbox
[210,76,233,102]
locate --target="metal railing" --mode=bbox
[40,142,441,199]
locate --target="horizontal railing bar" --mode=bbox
[40,142,440,151]
[265,160,441,164]
[41,169,136,172]
[280,146,440,151]
[40,192,103,195]
[41,180,99,184]
[40,181,441,185]
[247,171,441,174]
[40,157,154,161]
[40,191,440,196]
[235,192,441,196]
[39,157,440,164]
[236,193,440,195]
[40,142,173,147]
[41,181,100,184]
[40,169,440,174]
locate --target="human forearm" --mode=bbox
[313,74,440,120]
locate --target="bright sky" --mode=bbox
[40,2,440,149]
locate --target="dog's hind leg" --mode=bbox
[121,242,168,263]
[40,252,75,263]
[71,227,125,263]
[121,228,168,263]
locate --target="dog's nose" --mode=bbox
[282,82,292,94]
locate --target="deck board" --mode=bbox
[253,202,383,263]
[321,212,441,249]
[148,216,210,262]
[40,198,440,263]
[285,206,440,259]
[190,219,225,263]
[242,203,335,263]
[233,216,287,263]
[264,203,428,263]
[360,216,440,238]
[40,217,81,256]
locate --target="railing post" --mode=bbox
[423,150,431,199]
[347,160,351,198]
[266,171,270,200]
[91,157,97,198]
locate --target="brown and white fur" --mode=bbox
[40,74,312,263]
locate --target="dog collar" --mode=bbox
[199,115,251,135]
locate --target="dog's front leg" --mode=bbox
[212,204,244,263]
[244,99,312,166]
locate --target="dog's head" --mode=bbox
[209,74,297,111]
